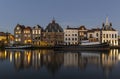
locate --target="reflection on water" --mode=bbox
[0,49,120,79]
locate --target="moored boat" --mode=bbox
[54,42,110,51]
[5,45,32,49]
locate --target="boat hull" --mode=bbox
[5,45,32,49]
[54,43,110,51]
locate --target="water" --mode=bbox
[0,49,120,79]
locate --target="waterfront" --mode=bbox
[0,49,120,79]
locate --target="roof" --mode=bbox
[33,25,42,29]
[15,24,25,30]
[87,28,101,32]
[78,25,87,30]
[0,32,6,36]
[45,20,63,32]
[66,27,78,30]
[65,25,78,30]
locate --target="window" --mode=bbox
[90,34,93,38]
[115,40,117,44]
[103,34,105,38]
[15,35,18,37]
[28,35,31,37]
[33,30,35,34]
[75,38,77,41]
[24,34,27,37]
[68,38,70,40]
[115,34,117,38]
[109,34,111,38]
[106,34,108,38]
[75,34,77,36]
[72,38,74,41]
[104,40,105,43]
[72,34,74,36]
[15,39,18,41]
[39,30,41,34]
[17,27,20,30]
[65,38,67,40]
[112,34,114,38]
[96,33,98,37]
[36,30,37,34]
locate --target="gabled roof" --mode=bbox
[78,25,87,30]
[24,26,32,30]
[33,25,42,29]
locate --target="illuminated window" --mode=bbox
[33,30,35,34]
[17,27,20,30]
[28,35,31,37]
[39,30,41,34]
[15,35,18,37]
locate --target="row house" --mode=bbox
[23,27,32,44]
[64,26,78,45]
[87,28,101,42]
[32,25,43,46]
[14,24,25,44]
[78,26,87,41]
[14,24,32,45]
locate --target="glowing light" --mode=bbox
[118,54,120,60]
[10,53,12,62]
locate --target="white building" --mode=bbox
[101,17,118,46]
[64,26,78,45]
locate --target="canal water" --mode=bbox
[0,49,120,79]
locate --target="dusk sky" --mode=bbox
[0,0,120,34]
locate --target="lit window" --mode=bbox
[17,27,20,30]
[33,30,35,34]
[36,30,37,34]
[15,39,18,41]
[24,34,27,37]
[28,35,31,37]
[15,35,18,37]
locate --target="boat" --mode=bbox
[5,45,32,49]
[54,41,110,51]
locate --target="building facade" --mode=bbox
[14,24,25,44]
[64,26,78,45]
[23,27,32,44]
[32,25,42,46]
[43,19,64,46]
[0,32,14,46]
[87,28,101,42]
[14,24,32,45]
[101,17,118,46]
[78,26,88,42]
